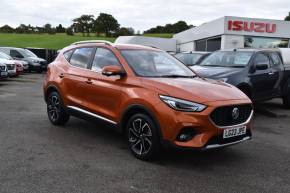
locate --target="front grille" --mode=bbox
[6,64,15,70]
[0,66,6,71]
[40,61,47,65]
[210,104,252,127]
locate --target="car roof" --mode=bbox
[0,47,25,51]
[219,48,279,53]
[177,51,211,54]
[62,42,162,53]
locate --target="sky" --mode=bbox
[0,0,289,32]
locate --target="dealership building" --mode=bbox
[115,16,290,53]
[174,16,290,52]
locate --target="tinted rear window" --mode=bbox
[70,47,94,69]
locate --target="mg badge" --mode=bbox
[232,107,239,120]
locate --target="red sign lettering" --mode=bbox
[228,20,276,33]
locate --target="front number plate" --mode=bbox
[1,71,8,76]
[223,126,246,139]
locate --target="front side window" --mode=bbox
[200,51,253,67]
[254,53,270,67]
[10,50,23,58]
[19,49,38,58]
[120,50,195,77]
[70,47,94,69]
[269,53,282,66]
[91,48,121,71]
[63,49,74,61]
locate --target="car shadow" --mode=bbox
[254,100,288,118]
[49,117,248,169]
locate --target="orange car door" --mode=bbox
[81,47,124,123]
[61,47,96,109]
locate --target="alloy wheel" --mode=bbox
[47,95,60,122]
[128,118,153,156]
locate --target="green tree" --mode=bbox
[44,23,52,33]
[56,24,66,33]
[144,20,193,34]
[0,25,14,33]
[73,15,94,36]
[94,13,120,37]
[66,27,74,36]
[118,27,134,36]
[285,12,290,21]
[15,24,29,33]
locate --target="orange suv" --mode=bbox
[43,40,253,160]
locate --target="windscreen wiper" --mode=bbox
[159,75,195,78]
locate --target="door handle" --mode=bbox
[85,79,93,84]
[59,73,64,78]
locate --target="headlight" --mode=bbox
[159,95,207,112]
[219,78,228,82]
[32,59,40,63]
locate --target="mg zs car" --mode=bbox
[43,41,253,160]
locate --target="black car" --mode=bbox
[191,49,290,108]
[175,52,211,66]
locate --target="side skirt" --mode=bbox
[66,106,121,132]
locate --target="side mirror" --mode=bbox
[255,63,268,71]
[101,65,126,77]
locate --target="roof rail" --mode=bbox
[71,40,113,46]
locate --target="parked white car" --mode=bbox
[0,52,28,71]
[0,63,8,79]
[0,58,16,77]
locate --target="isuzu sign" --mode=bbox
[228,20,276,33]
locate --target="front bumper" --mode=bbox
[154,99,253,149]
[8,70,17,77]
[204,136,251,150]
[0,71,8,79]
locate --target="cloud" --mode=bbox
[0,0,289,31]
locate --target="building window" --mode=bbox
[195,37,221,52]
[196,40,206,51]
[244,36,289,48]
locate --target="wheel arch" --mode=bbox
[45,85,61,103]
[120,104,163,141]
[237,83,253,99]
[282,78,290,96]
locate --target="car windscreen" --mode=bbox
[120,49,195,78]
[0,52,12,60]
[175,53,204,65]
[200,51,253,67]
[19,49,38,58]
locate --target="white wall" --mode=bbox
[178,42,194,52]
[221,35,244,49]
[173,17,225,44]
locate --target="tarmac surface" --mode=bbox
[0,73,289,193]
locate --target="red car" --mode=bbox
[15,62,23,75]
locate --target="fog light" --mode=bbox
[177,128,199,142]
[178,133,192,142]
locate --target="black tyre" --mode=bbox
[282,92,290,109]
[126,113,161,161]
[47,91,70,125]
